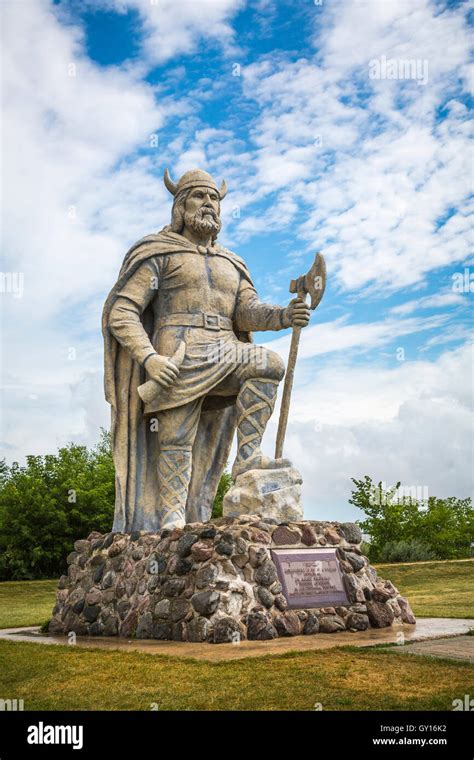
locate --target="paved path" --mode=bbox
[1,617,473,662]
[375,558,474,567]
[391,634,474,663]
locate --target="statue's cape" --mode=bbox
[102,227,253,532]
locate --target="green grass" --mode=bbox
[0,639,472,711]
[0,580,57,629]
[374,559,474,619]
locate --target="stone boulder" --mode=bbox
[223,466,303,522]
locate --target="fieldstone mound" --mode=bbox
[49,516,416,644]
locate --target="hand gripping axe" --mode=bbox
[274,253,327,458]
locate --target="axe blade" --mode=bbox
[290,252,327,309]
[307,252,327,309]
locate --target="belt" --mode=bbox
[157,312,233,331]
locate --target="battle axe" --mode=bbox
[275,253,327,458]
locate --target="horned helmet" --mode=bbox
[163,168,227,200]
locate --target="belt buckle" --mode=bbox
[203,313,220,331]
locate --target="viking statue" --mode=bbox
[103,168,310,532]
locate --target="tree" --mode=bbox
[420,496,473,560]
[0,431,234,579]
[0,431,115,580]
[349,475,473,562]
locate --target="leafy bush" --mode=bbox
[0,431,233,580]
[350,475,473,562]
[0,431,115,580]
[378,539,437,563]
[212,470,233,519]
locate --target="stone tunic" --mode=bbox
[108,247,289,412]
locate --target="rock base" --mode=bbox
[50,516,416,644]
[223,466,303,522]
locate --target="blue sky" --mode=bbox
[1,0,472,521]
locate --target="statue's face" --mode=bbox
[183,185,221,237]
[185,186,219,215]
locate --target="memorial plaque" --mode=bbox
[271,548,350,609]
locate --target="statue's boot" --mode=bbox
[231,378,291,479]
[158,446,192,530]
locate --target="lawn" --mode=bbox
[0,639,472,711]
[374,559,474,619]
[0,580,57,629]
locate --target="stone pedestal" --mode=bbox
[223,466,303,522]
[49,515,416,644]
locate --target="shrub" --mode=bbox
[350,475,473,562]
[0,431,115,580]
[212,470,233,519]
[0,431,233,580]
[378,539,437,563]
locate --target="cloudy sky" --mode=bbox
[1,0,472,521]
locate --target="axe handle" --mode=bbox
[275,324,302,458]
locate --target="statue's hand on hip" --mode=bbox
[144,353,180,389]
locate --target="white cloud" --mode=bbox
[264,312,450,362]
[2,1,169,313]
[93,0,244,65]
[263,342,473,520]
[390,290,467,315]
[229,0,473,293]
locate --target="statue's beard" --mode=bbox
[184,208,221,237]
